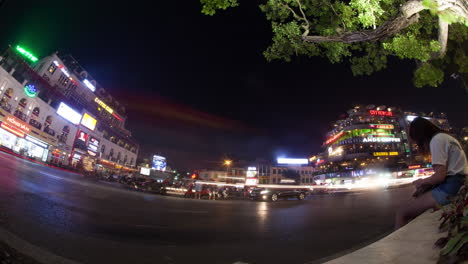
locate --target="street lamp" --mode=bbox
[224,159,232,182]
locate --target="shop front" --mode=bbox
[0,115,50,162]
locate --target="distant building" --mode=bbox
[311,104,451,181]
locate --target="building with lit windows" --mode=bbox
[312,104,451,181]
[257,158,315,185]
[0,45,138,171]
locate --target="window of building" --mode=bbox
[58,74,69,86]
[273,169,276,174]
[48,63,57,74]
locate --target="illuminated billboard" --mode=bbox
[94,97,114,114]
[88,137,100,153]
[15,45,38,62]
[363,137,401,143]
[83,79,96,92]
[369,124,394,129]
[152,155,167,171]
[140,167,151,176]
[277,158,308,165]
[246,167,257,177]
[57,102,82,125]
[324,131,344,145]
[81,113,97,131]
[373,152,399,156]
[369,110,393,116]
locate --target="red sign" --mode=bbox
[6,116,30,132]
[77,131,89,143]
[408,165,421,169]
[1,122,25,138]
[369,124,394,129]
[112,113,123,121]
[369,110,393,116]
[324,131,344,145]
[315,159,325,166]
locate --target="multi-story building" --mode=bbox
[312,104,451,181]
[256,158,315,185]
[0,45,138,171]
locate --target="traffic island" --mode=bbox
[323,210,445,264]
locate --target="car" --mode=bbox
[249,187,309,202]
[141,180,167,194]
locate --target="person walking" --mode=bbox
[194,182,202,199]
[395,117,468,229]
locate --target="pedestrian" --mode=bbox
[194,182,202,199]
[395,117,468,229]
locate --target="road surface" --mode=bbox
[0,151,414,264]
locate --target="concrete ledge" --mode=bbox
[0,227,80,264]
[324,210,445,264]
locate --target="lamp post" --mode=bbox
[224,159,232,183]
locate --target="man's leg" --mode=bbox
[395,191,438,229]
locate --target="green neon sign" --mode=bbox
[15,45,38,62]
[24,84,38,98]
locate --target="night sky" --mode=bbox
[1,0,467,169]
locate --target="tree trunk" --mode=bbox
[301,0,467,44]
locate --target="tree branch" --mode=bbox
[295,0,310,37]
[436,18,449,57]
[302,0,426,43]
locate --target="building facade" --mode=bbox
[312,104,451,181]
[0,45,139,171]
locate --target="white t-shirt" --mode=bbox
[430,133,468,175]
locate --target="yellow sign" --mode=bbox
[373,152,399,156]
[81,113,97,131]
[94,97,114,114]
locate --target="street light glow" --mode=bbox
[224,160,232,166]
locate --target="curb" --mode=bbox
[0,227,81,264]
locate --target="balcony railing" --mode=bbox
[29,119,42,130]
[44,126,56,137]
[13,110,28,122]
[0,103,11,113]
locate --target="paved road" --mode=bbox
[0,151,414,264]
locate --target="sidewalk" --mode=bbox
[324,210,445,264]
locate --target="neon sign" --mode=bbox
[94,97,114,114]
[369,110,393,116]
[324,131,344,145]
[373,152,399,156]
[83,79,96,92]
[24,84,38,98]
[1,122,25,138]
[369,124,394,129]
[363,137,401,143]
[408,165,421,169]
[6,116,30,132]
[315,159,325,166]
[15,45,38,62]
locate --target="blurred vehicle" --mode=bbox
[249,187,309,202]
[141,180,167,195]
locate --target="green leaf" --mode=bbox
[201,0,239,15]
[441,232,467,255]
[449,235,468,256]
[413,63,444,88]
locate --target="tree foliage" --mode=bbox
[201,0,468,88]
